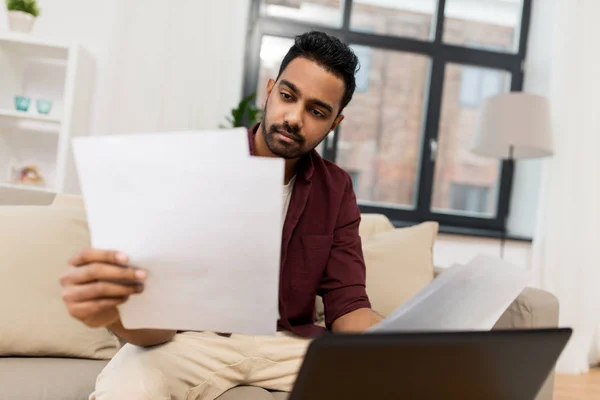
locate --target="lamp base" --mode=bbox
[499,145,515,260]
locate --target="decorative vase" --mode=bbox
[14,96,31,112]
[36,99,53,115]
[7,11,36,34]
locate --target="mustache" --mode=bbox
[269,123,305,143]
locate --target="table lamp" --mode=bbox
[472,92,554,257]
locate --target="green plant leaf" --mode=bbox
[222,93,261,128]
[248,106,264,126]
[6,0,40,17]
[231,106,244,127]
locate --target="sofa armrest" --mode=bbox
[493,287,559,330]
[494,287,559,400]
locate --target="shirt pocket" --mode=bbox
[290,234,334,291]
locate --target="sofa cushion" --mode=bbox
[0,359,288,400]
[358,214,395,240]
[363,222,438,317]
[0,357,108,400]
[52,193,85,208]
[0,206,120,359]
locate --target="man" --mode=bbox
[60,31,383,400]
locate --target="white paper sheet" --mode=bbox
[369,255,531,333]
[72,129,284,335]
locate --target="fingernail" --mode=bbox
[116,252,129,264]
[135,269,147,280]
[136,284,144,293]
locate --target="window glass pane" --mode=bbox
[261,0,343,27]
[443,0,523,53]
[315,141,325,156]
[431,63,511,217]
[351,0,437,41]
[256,36,294,106]
[337,47,430,208]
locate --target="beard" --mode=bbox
[261,98,332,159]
[261,122,306,159]
[261,108,309,160]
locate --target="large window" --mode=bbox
[243,0,532,233]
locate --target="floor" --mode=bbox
[554,368,600,399]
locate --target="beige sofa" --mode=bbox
[0,189,559,400]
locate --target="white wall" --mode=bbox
[0,0,250,136]
[434,234,532,269]
[106,0,250,135]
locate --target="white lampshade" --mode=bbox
[472,93,554,159]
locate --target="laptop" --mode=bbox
[289,328,571,400]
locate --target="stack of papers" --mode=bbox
[73,128,284,335]
[369,255,531,333]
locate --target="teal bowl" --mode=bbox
[36,99,53,115]
[14,96,31,112]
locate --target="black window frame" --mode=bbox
[242,0,533,236]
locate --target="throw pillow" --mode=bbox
[0,206,120,359]
[363,222,438,317]
[358,213,395,240]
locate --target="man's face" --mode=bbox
[261,57,346,159]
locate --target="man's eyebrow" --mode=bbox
[280,79,300,95]
[312,99,334,114]
[280,79,334,114]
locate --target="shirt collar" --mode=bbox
[247,123,315,182]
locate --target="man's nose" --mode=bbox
[284,104,303,131]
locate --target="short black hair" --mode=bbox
[277,31,359,112]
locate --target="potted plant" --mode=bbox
[5,0,40,34]
[221,93,264,128]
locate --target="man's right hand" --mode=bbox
[60,249,147,328]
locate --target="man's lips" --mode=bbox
[277,129,299,144]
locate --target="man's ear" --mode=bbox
[265,79,276,107]
[330,114,345,132]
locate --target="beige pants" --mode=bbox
[90,331,310,400]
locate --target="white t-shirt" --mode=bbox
[279,176,295,320]
[282,176,296,229]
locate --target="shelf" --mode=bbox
[0,182,55,194]
[0,109,61,133]
[0,32,71,60]
[0,108,61,124]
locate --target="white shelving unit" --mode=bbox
[0,32,95,194]
[0,108,61,125]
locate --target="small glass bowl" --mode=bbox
[36,99,53,115]
[14,96,31,112]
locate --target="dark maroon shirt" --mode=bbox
[248,125,371,338]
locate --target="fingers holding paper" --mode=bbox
[62,279,144,302]
[60,248,147,328]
